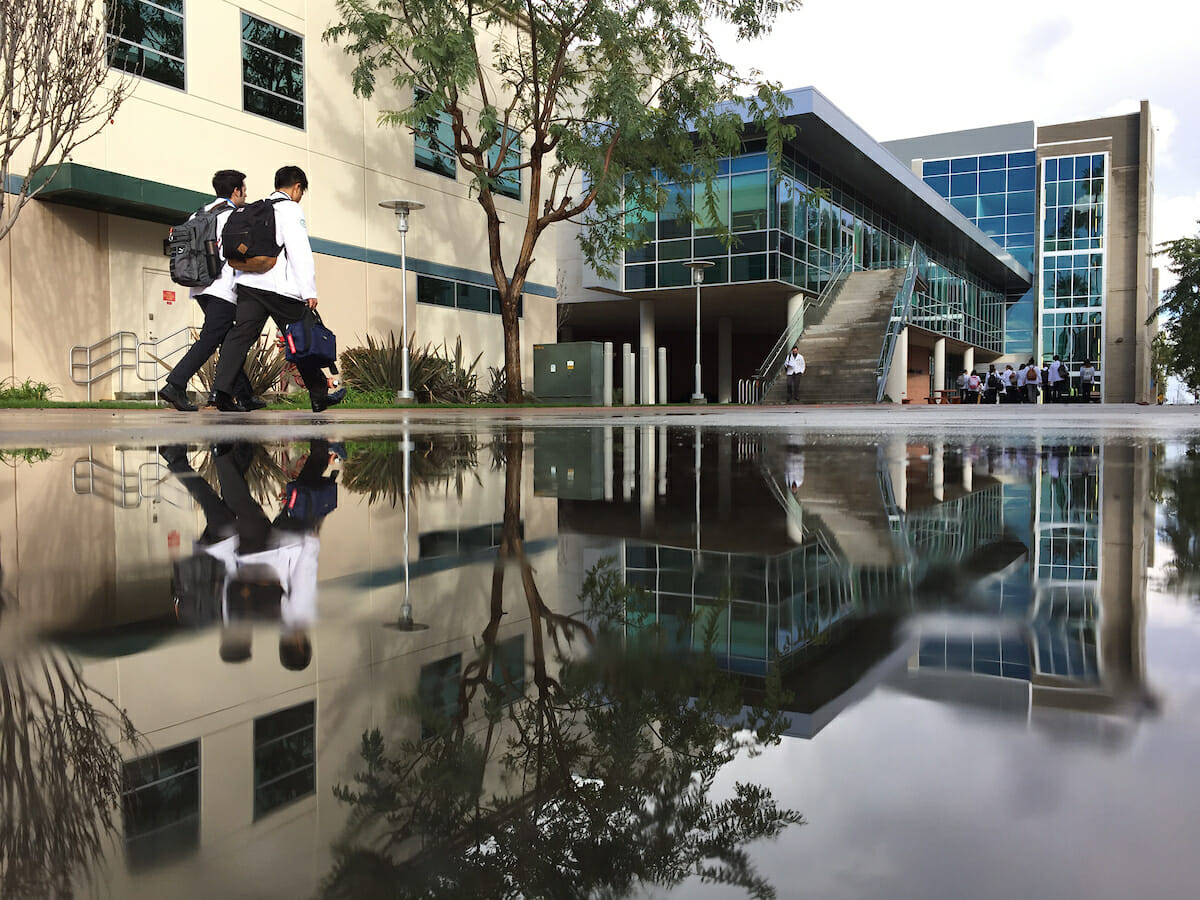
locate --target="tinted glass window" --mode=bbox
[108,0,185,90]
[241,13,304,128]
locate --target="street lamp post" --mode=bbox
[379,199,426,404]
[389,429,428,632]
[683,260,714,405]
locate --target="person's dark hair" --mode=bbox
[275,165,308,192]
[279,632,312,670]
[212,169,246,198]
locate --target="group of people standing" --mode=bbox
[159,166,345,414]
[957,356,1097,405]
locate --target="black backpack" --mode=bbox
[987,372,1002,389]
[222,197,285,274]
[164,201,232,288]
[172,553,227,627]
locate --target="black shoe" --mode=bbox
[240,394,268,411]
[206,391,219,408]
[311,387,346,413]
[213,391,251,412]
[159,444,191,469]
[160,382,198,412]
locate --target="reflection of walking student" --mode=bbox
[163,441,338,670]
[784,346,806,403]
[160,170,262,412]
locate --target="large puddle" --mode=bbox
[1,427,1196,898]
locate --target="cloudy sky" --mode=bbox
[712,0,1198,275]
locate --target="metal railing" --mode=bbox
[746,250,856,402]
[874,242,926,404]
[72,449,166,509]
[138,327,195,402]
[69,332,137,401]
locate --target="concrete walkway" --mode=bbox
[2,403,1197,447]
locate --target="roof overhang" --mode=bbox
[24,163,209,225]
[722,88,1033,294]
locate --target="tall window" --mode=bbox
[253,701,316,819]
[241,13,304,129]
[121,740,200,868]
[488,127,521,199]
[414,89,456,178]
[107,0,185,90]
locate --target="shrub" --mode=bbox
[0,377,58,402]
[341,333,484,404]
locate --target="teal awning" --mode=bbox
[30,163,211,225]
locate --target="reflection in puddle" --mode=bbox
[0,428,1186,896]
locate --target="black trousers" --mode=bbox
[786,373,802,401]
[215,284,329,399]
[167,295,254,398]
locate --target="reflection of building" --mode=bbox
[1,439,560,896]
[895,443,1155,746]
[552,428,1123,739]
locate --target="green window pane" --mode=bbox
[242,13,304,62]
[658,183,692,240]
[487,128,521,200]
[730,172,768,232]
[458,283,491,313]
[694,178,729,236]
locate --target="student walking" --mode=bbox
[783,346,806,403]
[212,166,345,413]
[159,170,262,412]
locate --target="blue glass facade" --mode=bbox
[625,145,1010,352]
[921,150,1038,358]
[1039,154,1108,382]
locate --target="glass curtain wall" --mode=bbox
[1039,154,1107,390]
[623,144,1008,353]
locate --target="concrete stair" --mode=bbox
[765,268,906,405]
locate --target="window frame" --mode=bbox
[240,10,305,130]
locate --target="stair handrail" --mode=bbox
[874,242,926,403]
[137,326,195,387]
[69,331,138,402]
[751,250,856,399]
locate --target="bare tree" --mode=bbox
[0,0,132,242]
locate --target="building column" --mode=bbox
[787,292,805,335]
[884,326,908,403]
[640,426,655,532]
[933,337,946,392]
[932,439,945,503]
[963,347,975,376]
[639,300,656,405]
[718,316,733,404]
[885,437,907,512]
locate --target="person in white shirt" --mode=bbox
[783,346,806,402]
[213,166,345,413]
[1079,358,1097,401]
[159,170,262,412]
[1046,354,1066,402]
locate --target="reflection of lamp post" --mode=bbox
[379,199,425,404]
[683,260,713,404]
[387,430,429,632]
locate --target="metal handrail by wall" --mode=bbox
[69,332,138,402]
[138,327,195,401]
[746,250,856,402]
[875,243,926,403]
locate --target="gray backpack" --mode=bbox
[164,201,232,288]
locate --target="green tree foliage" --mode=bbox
[325,0,801,400]
[1150,226,1200,393]
[1156,442,1200,592]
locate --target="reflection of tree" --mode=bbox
[322,429,801,899]
[0,648,137,897]
[1156,444,1200,591]
[342,435,482,506]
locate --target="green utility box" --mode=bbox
[533,341,604,405]
[534,428,605,499]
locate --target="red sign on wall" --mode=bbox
[163,290,176,305]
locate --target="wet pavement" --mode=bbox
[1,413,1199,898]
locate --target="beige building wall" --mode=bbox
[0,1,557,400]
